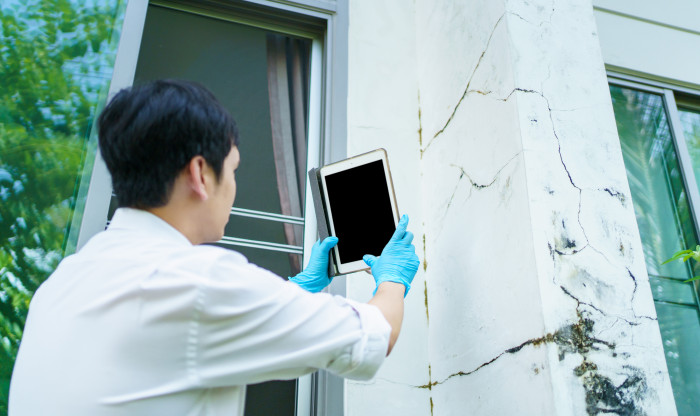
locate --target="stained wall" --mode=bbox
[344,0,676,414]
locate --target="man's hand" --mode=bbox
[289,237,338,293]
[363,215,420,297]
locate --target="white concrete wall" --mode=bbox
[344,1,431,414]
[345,0,676,414]
[592,0,700,86]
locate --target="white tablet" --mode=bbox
[319,149,400,275]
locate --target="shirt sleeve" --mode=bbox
[189,249,391,388]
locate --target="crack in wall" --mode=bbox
[442,151,522,216]
[558,263,655,328]
[559,261,653,327]
[560,284,651,415]
[428,364,434,416]
[627,268,638,308]
[427,79,650,412]
[626,268,658,322]
[423,278,430,325]
[418,89,423,149]
[419,310,648,415]
[508,9,552,29]
[411,285,648,413]
[422,14,505,155]
[560,285,610,326]
[497,87,620,269]
[417,308,614,389]
[602,187,627,206]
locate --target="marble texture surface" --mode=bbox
[345,0,675,414]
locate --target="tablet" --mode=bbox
[318,149,400,275]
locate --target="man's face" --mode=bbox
[207,145,240,241]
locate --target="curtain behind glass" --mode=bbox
[266,35,311,274]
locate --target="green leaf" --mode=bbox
[662,250,693,264]
[683,276,700,283]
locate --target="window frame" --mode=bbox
[609,72,700,412]
[74,1,349,415]
[608,72,700,243]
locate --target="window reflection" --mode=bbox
[611,87,696,279]
[0,0,127,412]
[610,85,700,416]
[679,106,700,197]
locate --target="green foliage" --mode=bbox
[0,0,124,413]
[662,246,700,282]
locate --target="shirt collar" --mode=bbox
[108,208,193,247]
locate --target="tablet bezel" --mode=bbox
[318,148,400,275]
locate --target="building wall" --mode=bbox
[592,0,700,86]
[344,0,676,414]
[343,1,432,413]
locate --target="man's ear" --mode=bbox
[186,156,209,201]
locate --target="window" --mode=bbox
[0,0,128,412]
[115,4,316,414]
[609,76,700,416]
[75,1,349,415]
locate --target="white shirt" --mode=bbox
[9,208,390,416]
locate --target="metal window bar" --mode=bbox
[218,236,303,254]
[229,207,304,225]
[663,89,700,314]
[664,88,700,244]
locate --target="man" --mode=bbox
[9,80,419,415]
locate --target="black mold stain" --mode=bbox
[603,187,627,206]
[421,309,649,415]
[579,362,647,416]
[548,242,556,260]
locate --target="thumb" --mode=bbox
[363,254,377,267]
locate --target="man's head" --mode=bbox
[98,80,240,244]
[98,79,239,209]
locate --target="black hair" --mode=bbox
[97,79,239,208]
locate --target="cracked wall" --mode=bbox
[345,0,675,415]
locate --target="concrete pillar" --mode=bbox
[345,0,676,414]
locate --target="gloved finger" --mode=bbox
[389,215,409,243]
[401,231,414,245]
[363,254,377,267]
[310,237,337,257]
[318,236,338,253]
[400,243,417,257]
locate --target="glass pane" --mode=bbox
[679,107,700,197]
[134,6,311,415]
[135,5,286,215]
[649,276,698,305]
[610,86,699,280]
[655,302,700,416]
[132,4,311,276]
[0,0,127,412]
[611,84,700,415]
[224,215,302,247]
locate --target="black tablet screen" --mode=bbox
[324,160,396,263]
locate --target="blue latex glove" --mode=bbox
[363,215,420,297]
[289,236,338,293]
